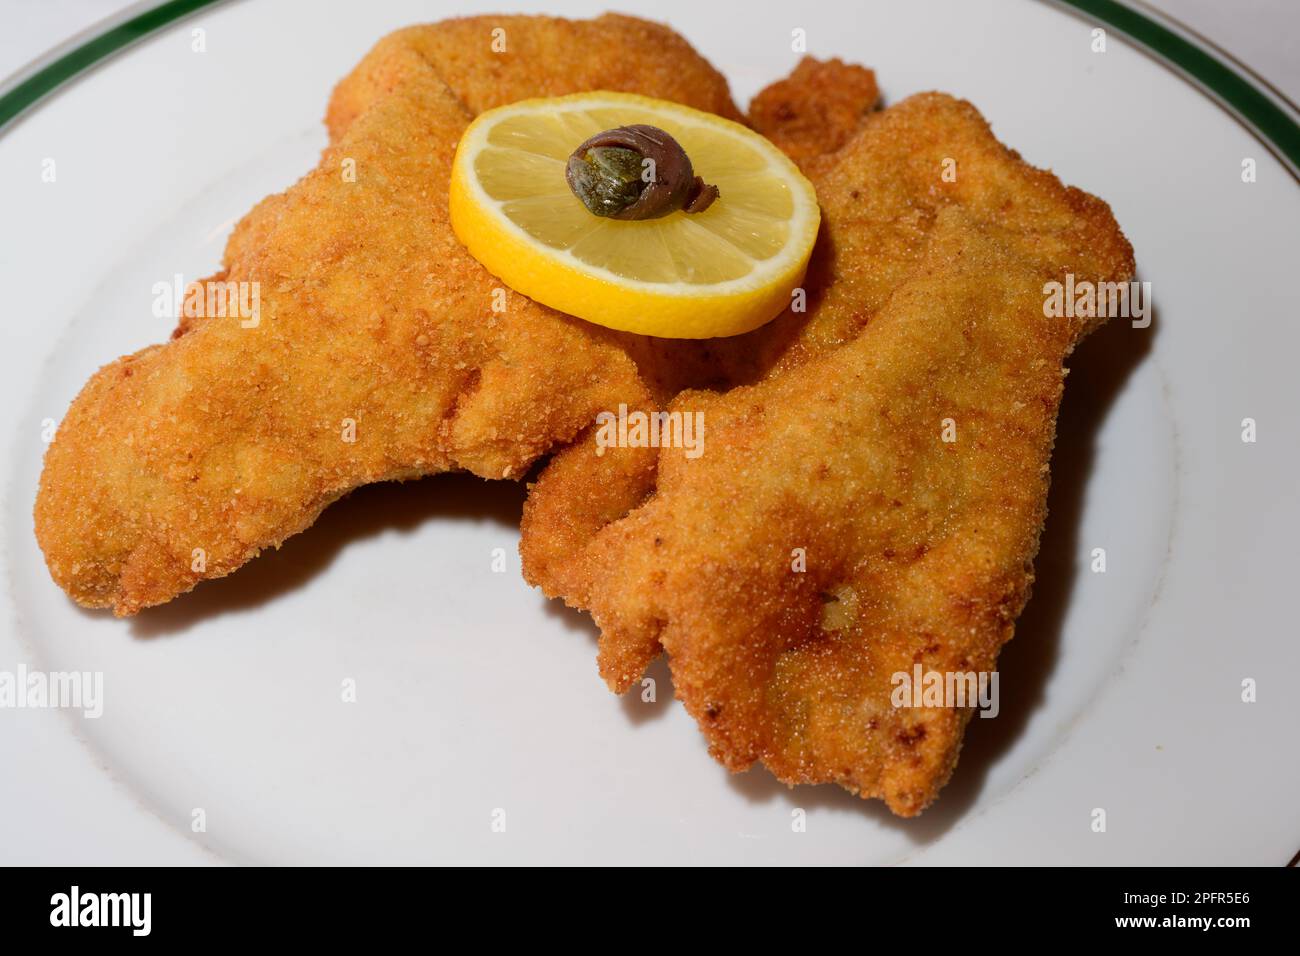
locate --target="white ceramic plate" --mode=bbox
[2,0,1297,865]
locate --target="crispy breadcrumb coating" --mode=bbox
[34,14,742,614]
[521,92,1134,816]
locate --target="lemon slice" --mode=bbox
[450,92,820,338]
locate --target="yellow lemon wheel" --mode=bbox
[450,91,820,339]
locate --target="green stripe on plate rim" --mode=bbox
[1056,0,1300,175]
[1,0,1298,175]
[0,0,224,129]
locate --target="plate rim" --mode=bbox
[3,0,1299,180]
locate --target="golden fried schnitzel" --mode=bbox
[520,92,1134,816]
[34,15,747,614]
[34,12,1136,821]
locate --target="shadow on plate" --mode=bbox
[124,472,525,638]
[541,601,673,727]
